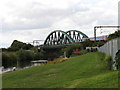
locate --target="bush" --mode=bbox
[79,49,88,55]
[82,40,93,49]
[104,55,112,70]
[115,50,120,70]
[2,48,46,68]
[34,52,44,60]
[2,52,18,68]
[108,30,120,40]
[47,58,68,64]
[62,43,83,57]
[93,41,107,47]
[2,53,9,68]
[16,49,35,67]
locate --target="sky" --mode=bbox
[0,0,119,48]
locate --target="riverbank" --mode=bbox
[3,52,118,88]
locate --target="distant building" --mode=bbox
[31,60,48,66]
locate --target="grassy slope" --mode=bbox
[3,52,118,88]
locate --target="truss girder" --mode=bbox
[44,30,74,46]
[44,30,88,46]
[66,30,88,42]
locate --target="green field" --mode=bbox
[3,52,118,88]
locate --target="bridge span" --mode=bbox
[39,30,120,70]
[42,30,88,49]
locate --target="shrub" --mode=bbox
[79,49,88,55]
[62,43,83,57]
[93,41,107,47]
[2,52,18,68]
[34,52,44,60]
[108,30,120,40]
[115,50,120,70]
[16,49,34,67]
[82,40,93,49]
[98,52,112,70]
[47,58,68,64]
[104,55,112,70]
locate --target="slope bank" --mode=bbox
[3,52,118,88]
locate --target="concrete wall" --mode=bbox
[98,37,120,70]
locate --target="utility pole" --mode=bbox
[33,40,44,46]
[94,26,120,41]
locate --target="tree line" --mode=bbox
[2,30,120,68]
[2,49,44,68]
[2,40,44,68]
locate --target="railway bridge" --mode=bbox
[40,30,120,69]
[42,30,88,49]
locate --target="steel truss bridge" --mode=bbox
[42,30,88,49]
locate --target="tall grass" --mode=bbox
[3,52,118,88]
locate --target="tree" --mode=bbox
[62,43,83,57]
[115,50,120,70]
[25,51,34,61]
[82,40,93,49]
[2,53,9,68]
[16,49,35,67]
[108,30,120,40]
[2,52,18,68]
[8,40,33,51]
[17,49,27,62]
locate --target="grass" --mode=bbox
[2,52,118,88]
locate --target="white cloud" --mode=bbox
[1,28,53,47]
[0,0,119,48]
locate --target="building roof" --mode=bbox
[31,60,48,63]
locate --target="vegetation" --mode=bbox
[115,50,120,69]
[82,40,93,49]
[3,31,119,68]
[47,58,68,64]
[2,49,44,68]
[62,40,106,58]
[2,38,107,68]
[108,30,120,40]
[82,39,107,48]
[16,49,34,67]
[62,43,83,57]
[2,52,18,68]
[3,52,118,88]
[92,40,107,47]
[2,40,45,68]
[7,40,33,51]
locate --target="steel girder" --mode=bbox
[66,30,88,42]
[44,30,88,46]
[44,30,74,46]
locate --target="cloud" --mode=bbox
[1,28,53,47]
[1,0,81,31]
[1,0,119,48]
[2,0,118,31]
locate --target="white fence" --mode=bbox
[98,37,120,70]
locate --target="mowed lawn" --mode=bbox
[3,52,118,88]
